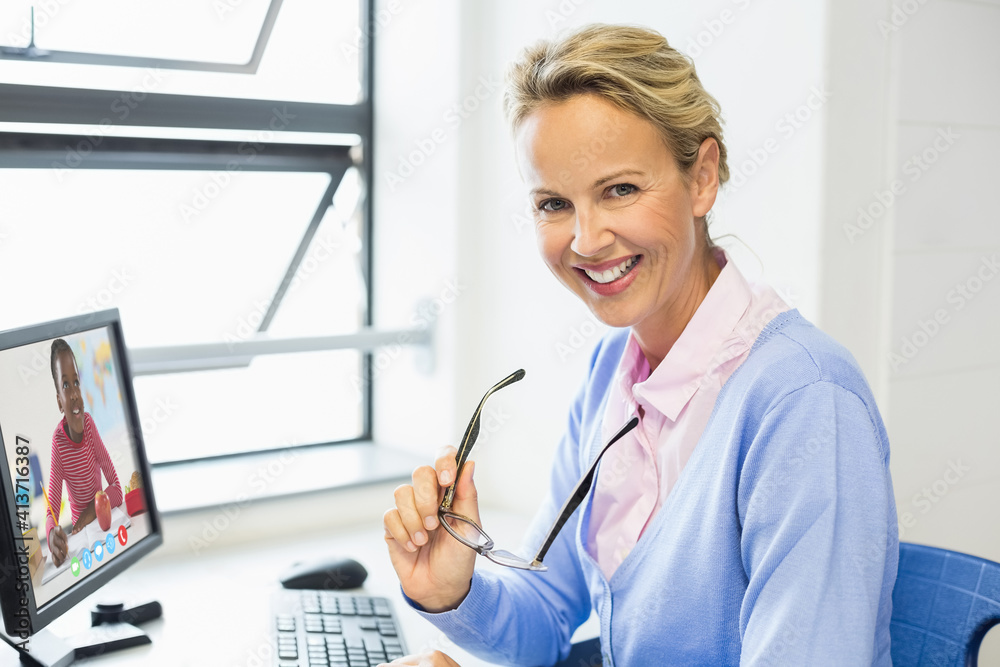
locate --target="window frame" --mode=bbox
[0,0,399,472]
[0,0,285,73]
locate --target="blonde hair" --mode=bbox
[503,23,729,189]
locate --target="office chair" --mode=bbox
[552,542,1000,667]
[891,542,1000,666]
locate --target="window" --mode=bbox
[0,0,385,465]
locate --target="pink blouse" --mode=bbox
[586,249,790,579]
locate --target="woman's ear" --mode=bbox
[690,137,720,219]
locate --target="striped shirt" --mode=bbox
[45,412,122,536]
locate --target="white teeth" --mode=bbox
[585,256,637,284]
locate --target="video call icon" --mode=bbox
[70,557,81,577]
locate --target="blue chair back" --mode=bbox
[892,542,1000,666]
[553,542,1000,667]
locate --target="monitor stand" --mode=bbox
[9,623,150,667]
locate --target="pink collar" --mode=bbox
[617,250,753,421]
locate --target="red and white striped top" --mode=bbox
[45,412,122,537]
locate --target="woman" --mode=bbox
[383,24,897,666]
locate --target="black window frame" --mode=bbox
[0,0,382,468]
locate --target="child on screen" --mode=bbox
[45,339,122,567]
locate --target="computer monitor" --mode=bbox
[0,309,162,660]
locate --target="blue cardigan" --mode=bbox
[415,310,898,666]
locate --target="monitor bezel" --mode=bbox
[0,309,163,638]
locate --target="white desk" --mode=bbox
[3,511,548,667]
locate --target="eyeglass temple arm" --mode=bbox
[441,369,526,510]
[531,416,639,566]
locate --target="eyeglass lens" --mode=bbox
[441,512,493,550]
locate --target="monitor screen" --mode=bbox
[0,310,161,639]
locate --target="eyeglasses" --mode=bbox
[438,369,639,572]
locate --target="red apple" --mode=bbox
[95,490,112,531]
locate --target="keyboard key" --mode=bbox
[272,590,406,667]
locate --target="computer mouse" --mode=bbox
[279,556,368,590]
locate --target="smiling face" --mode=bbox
[515,94,722,366]
[54,349,85,442]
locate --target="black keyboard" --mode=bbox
[272,590,408,667]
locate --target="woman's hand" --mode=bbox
[379,650,462,666]
[48,526,68,567]
[383,448,479,613]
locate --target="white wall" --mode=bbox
[372,0,462,455]
[885,0,1000,562]
[820,0,1000,562]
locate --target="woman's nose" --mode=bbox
[570,209,615,257]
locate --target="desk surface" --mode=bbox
[2,514,550,667]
